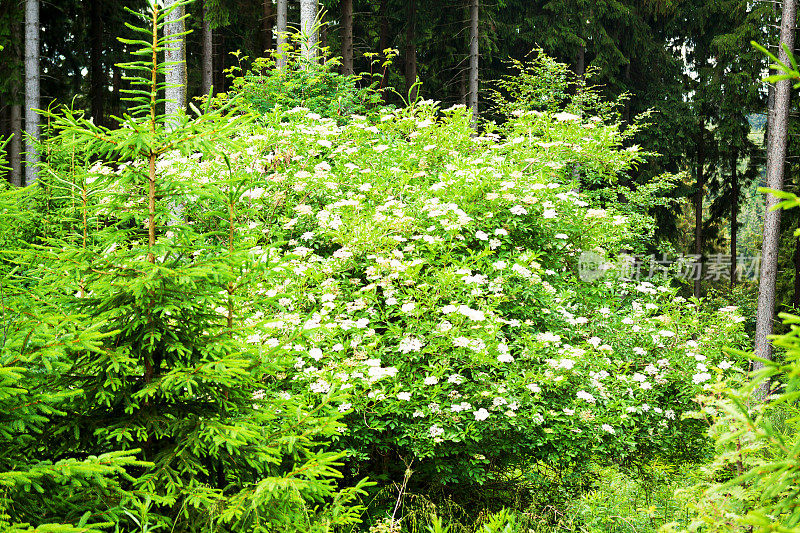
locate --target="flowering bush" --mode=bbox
[1,32,754,527]
[165,98,751,502]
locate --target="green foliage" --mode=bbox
[224,33,390,124]
[1,2,367,530]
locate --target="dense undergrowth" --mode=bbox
[1,3,799,532]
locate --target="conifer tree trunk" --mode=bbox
[405,0,417,100]
[576,45,586,78]
[730,152,738,288]
[754,0,796,397]
[10,19,22,187]
[300,0,318,62]
[89,0,105,127]
[276,0,288,68]
[694,118,705,299]
[111,64,121,121]
[468,0,479,128]
[202,0,213,95]
[379,0,388,53]
[794,224,800,309]
[164,0,187,115]
[341,0,353,76]
[263,0,274,53]
[24,0,39,186]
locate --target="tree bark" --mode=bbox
[300,0,318,62]
[202,0,213,95]
[754,0,797,398]
[89,0,105,127]
[576,45,586,78]
[110,64,121,122]
[730,152,739,289]
[276,0,288,68]
[24,0,39,186]
[341,0,353,76]
[693,117,705,299]
[10,18,22,187]
[405,0,417,101]
[468,0,479,128]
[164,0,187,116]
[794,221,800,309]
[262,0,274,54]
[379,0,389,54]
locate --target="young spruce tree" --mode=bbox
[1,2,367,531]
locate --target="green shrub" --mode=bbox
[224,33,390,123]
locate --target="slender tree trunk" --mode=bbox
[24,0,39,186]
[576,45,586,78]
[694,118,705,299]
[341,0,353,76]
[379,0,389,53]
[468,0,479,128]
[10,103,22,187]
[731,152,739,288]
[262,0,274,54]
[794,220,800,309]
[10,19,22,187]
[276,0,288,68]
[300,0,318,62]
[754,0,797,398]
[460,68,467,105]
[0,100,8,182]
[202,0,213,95]
[164,0,187,116]
[405,0,417,100]
[110,64,121,121]
[89,0,105,127]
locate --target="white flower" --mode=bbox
[398,337,424,354]
[692,372,712,384]
[310,379,331,394]
[658,329,675,337]
[294,204,313,215]
[577,390,596,403]
[309,348,323,361]
[338,402,352,412]
[397,391,412,401]
[448,374,464,384]
[632,373,647,383]
[429,424,444,437]
[424,376,440,386]
[601,424,615,434]
[475,230,489,240]
[473,408,490,421]
[633,347,646,356]
[526,383,541,393]
[543,209,558,219]
[497,353,515,363]
[537,332,561,344]
[719,360,732,370]
[401,302,416,313]
[510,205,528,216]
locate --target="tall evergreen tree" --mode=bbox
[755,0,797,396]
[24,0,39,186]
